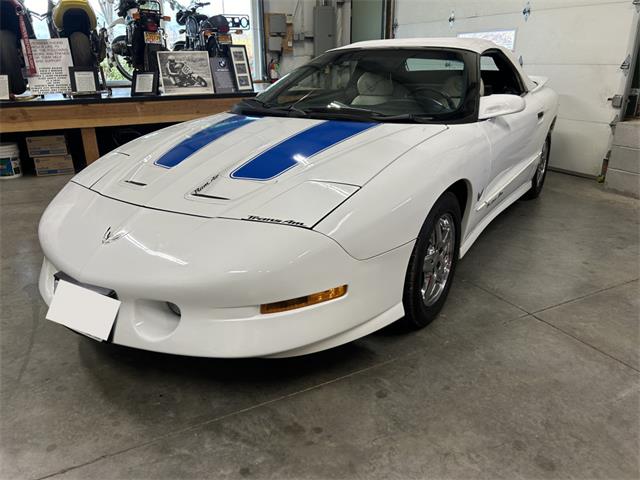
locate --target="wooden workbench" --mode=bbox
[0,90,254,164]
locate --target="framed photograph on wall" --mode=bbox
[68,66,100,97]
[157,50,214,96]
[228,45,253,92]
[131,71,158,96]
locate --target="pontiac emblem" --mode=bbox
[102,227,127,245]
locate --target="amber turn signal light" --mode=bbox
[260,285,348,314]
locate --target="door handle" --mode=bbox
[537,111,545,120]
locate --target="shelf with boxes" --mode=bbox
[26,135,74,177]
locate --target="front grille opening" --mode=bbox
[53,271,118,299]
[167,302,181,316]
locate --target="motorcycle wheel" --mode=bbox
[0,30,26,95]
[111,35,133,80]
[69,31,94,67]
[196,76,207,87]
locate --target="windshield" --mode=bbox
[242,48,475,123]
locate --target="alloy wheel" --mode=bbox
[536,139,549,186]
[421,213,455,307]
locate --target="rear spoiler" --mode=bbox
[529,75,549,93]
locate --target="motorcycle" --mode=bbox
[172,1,231,57]
[110,0,168,81]
[45,0,107,68]
[163,55,206,87]
[0,0,36,94]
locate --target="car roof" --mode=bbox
[331,37,536,91]
[332,37,503,54]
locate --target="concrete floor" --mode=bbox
[1,172,638,480]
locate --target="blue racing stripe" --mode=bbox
[155,115,256,168]
[230,120,377,181]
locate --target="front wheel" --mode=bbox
[522,135,551,200]
[401,192,461,329]
[0,29,26,94]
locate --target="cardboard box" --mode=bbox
[26,135,68,157]
[34,155,74,176]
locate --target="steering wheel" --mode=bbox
[410,86,456,110]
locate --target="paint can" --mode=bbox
[0,143,22,179]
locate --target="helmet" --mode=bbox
[208,14,229,33]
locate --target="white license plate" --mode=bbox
[46,280,121,341]
[144,31,162,44]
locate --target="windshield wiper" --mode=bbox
[304,106,435,123]
[233,98,309,117]
[370,113,435,123]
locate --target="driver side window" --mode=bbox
[480,51,526,96]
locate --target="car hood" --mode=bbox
[73,113,447,227]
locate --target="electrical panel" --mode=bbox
[313,5,336,56]
[268,36,283,52]
[269,13,287,34]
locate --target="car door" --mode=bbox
[477,50,543,211]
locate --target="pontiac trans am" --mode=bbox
[38,38,558,357]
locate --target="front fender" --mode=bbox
[315,125,490,259]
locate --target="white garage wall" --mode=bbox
[395,0,639,176]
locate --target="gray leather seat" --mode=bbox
[352,72,394,106]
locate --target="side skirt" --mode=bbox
[459,181,532,258]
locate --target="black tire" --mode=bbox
[69,31,94,67]
[144,43,161,74]
[401,192,461,329]
[0,29,26,95]
[522,135,551,200]
[195,75,206,87]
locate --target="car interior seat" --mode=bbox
[351,72,395,106]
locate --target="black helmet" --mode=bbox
[207,14,229,33]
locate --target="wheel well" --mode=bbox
[445,180,469,221]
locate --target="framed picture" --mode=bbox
[157,51,214,96]
[0,75,9,100]
[68,66,99,96]
[228,45,253,92]
[131,71,158,96]
[209,55,236,93]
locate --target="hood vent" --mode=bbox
[124,180,147,187]
[191,192,230,200]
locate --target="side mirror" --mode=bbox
[478,94,526,120]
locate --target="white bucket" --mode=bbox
[0,143,22,179]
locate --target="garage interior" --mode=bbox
[1,1,639,479]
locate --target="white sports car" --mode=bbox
[39,38,558,358]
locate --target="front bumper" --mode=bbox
[39,182,411,357]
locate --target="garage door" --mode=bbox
[394,0,640,176]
